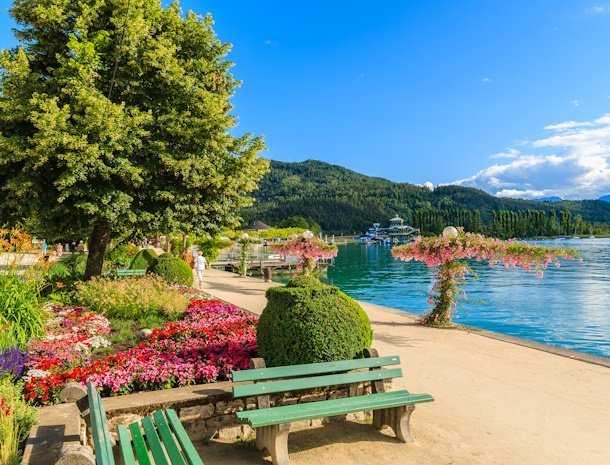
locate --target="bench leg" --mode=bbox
[255,423,291,465]
[373,405,415,443]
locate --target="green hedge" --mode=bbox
[129,248,158,270]
[257,276,373,366]
[150,255,193,286]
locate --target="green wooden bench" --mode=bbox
[84,382,204,465]
[116,269,147,277]
[232,349,434,465]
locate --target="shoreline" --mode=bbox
[199,268,610,465]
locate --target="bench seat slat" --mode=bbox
[232,356,401,382]
[129,423,152,465]
[240,390,410,419]
[152,411,187,465]
[237,390,434,428]
[142,416,169,465]
[165,409,205,465]
[234,367,403,398]
[117,425,137,465]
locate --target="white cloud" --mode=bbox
[453,113,610,199]
[423,181,434,191]
[571,99,582,107]
[481,77,493,83]
[489,148,521,159]
[585,5,608,15]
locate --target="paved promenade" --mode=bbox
[198,268,610,465]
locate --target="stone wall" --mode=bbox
[23,378,384,464]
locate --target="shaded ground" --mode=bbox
[197,421,463,465]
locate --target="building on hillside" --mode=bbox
[242,220,272,232]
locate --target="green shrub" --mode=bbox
[196,237,232,263]
[129,248,158,270]
[106,243,139,268]
[170,235,195,255]
[75,275,189,319]
[257,276,373,367]
[0,274,45,351]
[150,255,194,286]
[44,253,99,294]
[0,378,37,464]
[48,253,87,280]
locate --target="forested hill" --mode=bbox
[242,159,610,236]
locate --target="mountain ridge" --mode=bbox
[243,159,610,234]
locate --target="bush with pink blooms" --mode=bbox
[271,233,337,274]
[392,229,579,326]
[22,300,258,404]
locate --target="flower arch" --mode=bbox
[392,229,579,326]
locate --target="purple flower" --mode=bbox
[0,347,27,378]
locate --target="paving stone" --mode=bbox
[180,404,214,421]
[299,393,326,403]
[216,399,244,414]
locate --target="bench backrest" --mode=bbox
[116,269,147,277]
[87,382,116,465]
[232,355,402,398]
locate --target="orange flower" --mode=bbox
[56,282,64,289]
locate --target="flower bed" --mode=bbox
[23,300,258,404]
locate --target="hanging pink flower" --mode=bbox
[392,228,579,326]
[271,232,338,274]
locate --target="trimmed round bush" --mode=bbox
[129,248,158,270]
[257,276,373,367]
[150,255,194,286]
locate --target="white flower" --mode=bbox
[24,369,50,381]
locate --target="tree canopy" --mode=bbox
[0,0,268,277]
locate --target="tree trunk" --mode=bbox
[84,219,112,280]
[182,233,188,254]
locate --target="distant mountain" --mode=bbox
[599,195,610,202]
[243,159,610,234]
[537,196,563,203]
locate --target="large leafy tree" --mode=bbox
[0,0,268,278]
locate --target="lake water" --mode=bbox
[274,239,610,358]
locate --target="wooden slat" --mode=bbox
[142,416,169,465]
[87,382,114,465]
[152,411,186,465]
[129,423,152,465]
[241,390,409,419]
[233,367,402,398]
[165,409,205,465]
[232,356,401,383]
[237,391,434,428]
[117,425,136,465]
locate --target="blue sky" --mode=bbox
[2,1,610,199]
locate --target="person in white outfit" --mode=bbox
[194,250,207,287]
